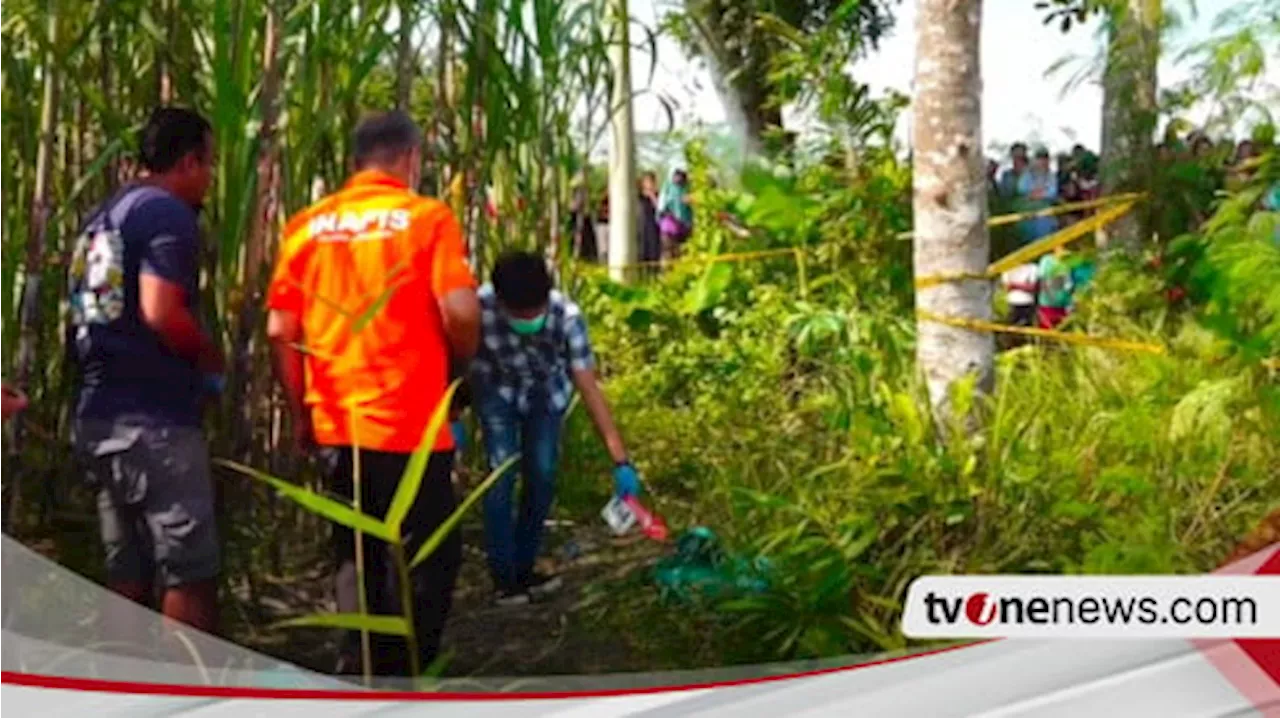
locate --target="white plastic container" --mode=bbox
[600,496,637,536]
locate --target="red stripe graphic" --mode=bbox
[1196,544,1280,712]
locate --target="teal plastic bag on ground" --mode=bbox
[652,527,771,604]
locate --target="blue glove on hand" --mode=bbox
[450,420,467,450]
[613,461,641,498]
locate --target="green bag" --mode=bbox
[652,527,772,605]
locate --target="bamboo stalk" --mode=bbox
[239,0,286,461]
[395,0,415,110]
[10,4,62,531]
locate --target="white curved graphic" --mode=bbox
[2,535,1276,716]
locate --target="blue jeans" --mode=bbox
[477,392,562,589]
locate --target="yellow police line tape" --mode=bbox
[988,192,1144,228]
[575,246,803,275]
[915,311,1168,355]
[572,193,1164,358]
[575,193,1145,277]
[892,192,1144,241]
[913,199,1140,290]
[565,195,1280,365]
[912,200,1161,355]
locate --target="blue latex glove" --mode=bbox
[450,420,467,450]
[612,461,642,498]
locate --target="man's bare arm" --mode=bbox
[266,309,307,425]
[2,382,28,421]
[439,287,482,362]
[571,367,628,464]
[139,274,223,373]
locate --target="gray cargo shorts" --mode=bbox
[76,423,220,588]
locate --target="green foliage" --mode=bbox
[1034,0,1103,34]
[556,136,1278,668]
[275,613,411,637]
[1165,147,1280,360]
[219,381,521,683]
[411,455,520,569]
[660,0,898,147]
[1167,1,1280,134]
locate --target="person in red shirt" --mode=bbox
[265,110,481,677]
[2,382,28,421]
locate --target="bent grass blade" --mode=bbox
[410,454,521,569]
[273,613,410,637]
[350,258,411,334]
[385,379,462,535]
[215,459,395,542]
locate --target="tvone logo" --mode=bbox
[922,590,1000,626]
[965,592,997,625]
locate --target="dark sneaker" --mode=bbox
[522,571,563,599]
[494,586,531,607]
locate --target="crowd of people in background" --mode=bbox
[569,168,693,268]
[990,141,1103,331]
[991,130,1271,333]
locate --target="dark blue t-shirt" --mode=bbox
[69,184,204,429]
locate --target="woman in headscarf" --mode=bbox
[637,171,662,267]
[1015,147,1059,244]
[658,169,693,262]
[568,185,598,262]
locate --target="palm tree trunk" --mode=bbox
[607,0,638,283]
[1099,0,1160,252]
[911,0,993,428]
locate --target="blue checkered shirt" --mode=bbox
[469,284,596,415]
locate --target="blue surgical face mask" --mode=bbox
[508,312,547,335]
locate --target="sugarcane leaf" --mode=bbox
[385,380,461,533]
[411,454,520,568]
[350,259,409,333]
[216,459,394,542]
[274,613,409,636]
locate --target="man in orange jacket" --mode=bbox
[265,110,481,677]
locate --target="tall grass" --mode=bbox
[218,380,519,684]
[0,0,635,565]
[551,144,1279,668]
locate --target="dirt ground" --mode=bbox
[13,464,676,681]
[226,518,670,679]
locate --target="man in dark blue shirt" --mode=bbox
[68,107,223,635]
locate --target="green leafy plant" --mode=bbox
[218,380,519,685]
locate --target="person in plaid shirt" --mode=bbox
[469,251,643,605]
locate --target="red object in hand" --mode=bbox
[623,496,669,542]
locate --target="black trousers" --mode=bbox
[318,447,462,677]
